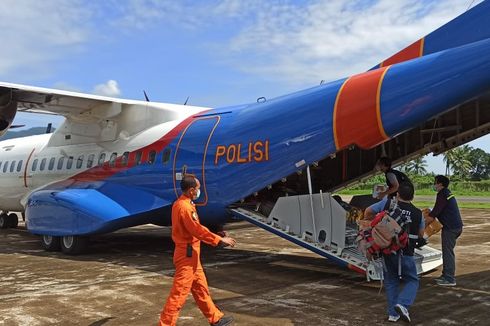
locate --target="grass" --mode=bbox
[338,189,490,197]
[413,189,490,196]
[335,191,490,209]
[413,201,490,209]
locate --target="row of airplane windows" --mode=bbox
[0,148,172,174]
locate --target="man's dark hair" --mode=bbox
[377,156,392,168]
[398,181,414,201]
[180,175,197,192]
[435,175,450,188]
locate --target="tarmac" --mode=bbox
[1,209,489,326]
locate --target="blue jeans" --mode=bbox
[383,254,419,316]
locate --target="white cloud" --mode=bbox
[219,0,485,86]
[0,0,90,79]
[112,0,484,87]
[0,0,484,90]
[108,0,201,31]
[92,80,121,97]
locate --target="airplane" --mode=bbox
[0,1,489,278]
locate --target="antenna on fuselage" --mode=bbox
[184,96,190,105]
[46,123,52,134]
[143,90,150,102]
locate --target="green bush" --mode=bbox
[339,173,490,195]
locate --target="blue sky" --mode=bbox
[1,0,488,174]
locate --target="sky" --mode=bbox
[1,0,488,174]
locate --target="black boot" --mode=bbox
[210,315,234,326]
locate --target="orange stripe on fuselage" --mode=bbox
[333,66,390,150]
[381,38,424,67]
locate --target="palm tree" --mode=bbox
[403,157,428,175]
[443,145,472,178]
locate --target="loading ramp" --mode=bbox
[230,167,442,280]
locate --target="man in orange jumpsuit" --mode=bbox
[159,175,236,326]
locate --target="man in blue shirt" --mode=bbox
[425,175,463,287]
[364,182,425,323]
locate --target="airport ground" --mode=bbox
[1,208,489,326]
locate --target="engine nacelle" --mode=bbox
[0,88,17,136]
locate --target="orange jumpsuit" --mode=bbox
[159,194,223,326]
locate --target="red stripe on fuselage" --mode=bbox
[52,110,210,187]
[333,66,389,150]
[381,38,424,67]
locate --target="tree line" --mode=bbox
[401,145,490,181]
[343,146,490,194]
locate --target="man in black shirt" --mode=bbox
[426,175,463,287]
[365,182,424,323]
[375,157,410,199]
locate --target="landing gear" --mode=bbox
[60,235,88,255]
[0,213,8,229]
[8,213,18,228]
[41,235,61,251]
[0,212,19,229]
[40,235,88,254]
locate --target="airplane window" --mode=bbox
[57,157,65,170]
[67,156,74,169]
[10,161,16,173]
[149,150,156,164]
[17,160,23,172]
[135,151,142,165]
[77,155,84,169]
[87,154,95,168]
[122,152,129,166]
[2,161,8,173]
[162,148,171,164]
[40,158,46,171]
[98,153,106,166]
[32,159,38,172]
[109,152,117,167]
[48,157,55,171]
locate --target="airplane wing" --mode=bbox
[0,81,146,137]
[0,81,210,144]
[0,81,142,117]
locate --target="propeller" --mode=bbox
[46,123,52,133]
[143,90,150,102]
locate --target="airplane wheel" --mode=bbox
[41,235,61,251]
[61,235,88,255]
[8,213,18,228]
[0,214,9,229]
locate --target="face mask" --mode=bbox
[432,185,438,192]
[194,189,201,200]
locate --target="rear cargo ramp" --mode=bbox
[231,191,442,281]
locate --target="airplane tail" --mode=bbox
[371,0,490,69]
